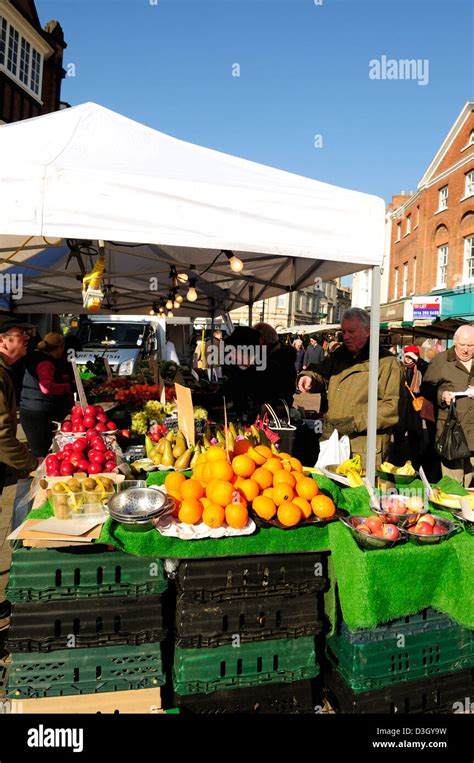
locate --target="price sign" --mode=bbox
[71,361,88,409]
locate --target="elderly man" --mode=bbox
[422,324,474,487]
[297,308,403,466]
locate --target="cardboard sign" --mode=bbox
[175,383,195,447]
[71,360,88,409]
[150,358,159,385]
[103,358,113,382]
[159,372,166,407]
[223,397,230,462]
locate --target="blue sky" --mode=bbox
[38,0,472,204]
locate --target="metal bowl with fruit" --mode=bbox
[339,514,404,551]
[452,511,474,536]
[406,514,460,545]
[375,494,428,528]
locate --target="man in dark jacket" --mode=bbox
[422,325,474,487]
[253,323,296,409]
[303,337,324,369]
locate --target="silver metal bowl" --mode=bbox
[106,487,174,525]
[452,511,474,536]
[339,515,403,551]
[405,514,459,545]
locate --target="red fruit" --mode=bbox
[88,462,102,474]
[46,468,60,477]
[418,514,435,527]
[72,439,88,453]
[120,430,131,438]
[71,405,84,417]
[83,415,97,429]
[61,421,72,432]
[55,450,66,461]
[382,524,400,540]
[69,454,82,467]
[63,443,74,452]
[89,450,106,464]
[95,423,109,433]
[45,455,59,469]
[60,460,75,476]
[77,460,90,472]
[104,450,116,462]
[95,406,104,415]
[357,525,372,535]
[103,461,116,472]
[96,413,108,424]
[84,405,97,417]
[72,423,86,433]
[105,421,117,431]
[91,437,106,452]
[365,515,384,533]
[432,524,447,535]
[413,522,433,535]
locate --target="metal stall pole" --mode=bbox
[366,266,381,484]
[248,284,254,327]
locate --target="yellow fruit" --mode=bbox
[247,447,267,466]
[210,480,235,508]
[254,445,273,460]
[253,495,277,520]
[209,460,234,482]
[289,457,303,472]
[291,471,304,483]
[262,487,275,499]
[238,479,260,503]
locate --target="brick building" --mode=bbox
[0,0,66,124]
[387,102,474,320]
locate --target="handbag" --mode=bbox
[435,401,471,461]
[405,381,424,412]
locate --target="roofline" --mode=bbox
[418,101,474,188]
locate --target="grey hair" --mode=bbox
[341,307,371,329]
[453,324,474,343]
[253,322,279,345]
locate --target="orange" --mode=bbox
[206,445,228,462]
[262,458,283,475]
[262,487,274,499]
[247,446,267,466]
[210,480,235,508]
[202,503,225,529]
[278,452,292,461]
[200,496,212,510]
[273,483,295,506]
[291,471,304,483]
[253,495,277,520]
[252,467,273,490]
[289,457,303,472]
[234,475,246,490]
[296,477,319,501]
[225,502,249,529]
[195,454,207,465]
[202,463,212,484]
[293,496,312,519]
[238,479,260,503]
[311,494,336,518]
[192,463,206,482]
[277,501,302,527]
[165,472,187,494]
[255,444,273,460]
[233,439,252,456]
[232,454,256,478]
[209,460,234,482]
[273,471,296,489]
[178,498,203,524]
[181,479,205,501]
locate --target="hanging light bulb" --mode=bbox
[167,310,174,318]
[166,298,173,310]
[176,294,184,304]
[223,250,244,273]
[149,309,155,316]
[174,300,180,309]
[178,272,188,283]
[187,281,198,302]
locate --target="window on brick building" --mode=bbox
[402,262,408,297]
[0,18,43,99]
[438,186,448,211]
[396,223,401,242]
[0,17,6,67]
[406,215,411,235]
[412,257,417,294]
[437,245,448,288]
[416,205,420,227]
[464,236,474,282]
[19,38,30,86]
[465,170,474,197]
[276,294,287,309]
[6,25,18,75]
[393,267,398,300]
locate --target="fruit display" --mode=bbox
[49,476,116,519]
[377,494,427,527]
[60,404,118,435]
[341,514,403,550]
[131,401,208,438]
[45,434,119,476]
[406,514,456,543]
[378,460,416,476]
[146,429,194,471]
[429,490,474,511]
[163,443,337,531]
[115,383,175,406]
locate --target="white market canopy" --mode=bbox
[0,102,385,316]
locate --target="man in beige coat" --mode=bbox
[297,308,403,467]
[422,324,474,487]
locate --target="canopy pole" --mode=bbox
[248,284,254,326]
[366,266,381,484]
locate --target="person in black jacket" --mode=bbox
[222,326,261,421]
[253,323,296,409]
[293,339,305,374]
[303,336,324,368]
[20,333,72,457]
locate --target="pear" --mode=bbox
[174,447,193,471]
[173,438,186,459]
[190,446,200,468]
[157,438,167,455]
[161,439,175,468]
[152,454,163,466]
[165,430,175,443]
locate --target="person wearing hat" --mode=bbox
[19,332,72,457]
[393,344,432,471]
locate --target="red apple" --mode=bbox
[83,415,96,429]
[418,514,435,527]
[95,406,104,415]
[60,460,75,476]
[63,443,74,452]
[46,468,60,477]
[88,462,102,474]
[72,439,88,453]
[45,454,59,469]
[432,524,447,535]
[382,524,400,540]
[71,405,84,417]
[105,421,117,431]
[84,405,97,417]
[61,421,72,433]
[89,450,106,464]
[103,461,116,472]
[365,516,384,533]
[77,459,91,472]
[91,437,106,452]
[357,525,372,535]
[96,413,108,424]
[72,423,86,433]
[413,522,433,535]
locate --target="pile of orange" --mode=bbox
[166,441,336,529]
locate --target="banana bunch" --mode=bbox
[379,460,416,476]
[346,469,364,488]
[379,461,397,474]
[336,455,363,475]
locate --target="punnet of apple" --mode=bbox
[376,494,428,528]
[339,514,405,551]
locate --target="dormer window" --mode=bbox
[0,15,43,99]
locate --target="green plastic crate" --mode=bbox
[173,637,319,695]
[326,625,473,693]
[7,643,164,699]
[6,547,167,602]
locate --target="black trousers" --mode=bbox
[19,408,55,458]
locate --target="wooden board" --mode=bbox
[8,687,165,714]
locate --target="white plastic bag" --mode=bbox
[315,429,350,469]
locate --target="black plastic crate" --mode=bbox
[340,608,457,644]
[6,595,165,653]
[176,678,320,714]
[175,553,329,601]
[7,547,167,602]
[175,592,324,647]
[324,662,474,714]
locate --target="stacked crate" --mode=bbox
[4,546,169,713]
[325,607,474,714]
[172,552,329,713]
